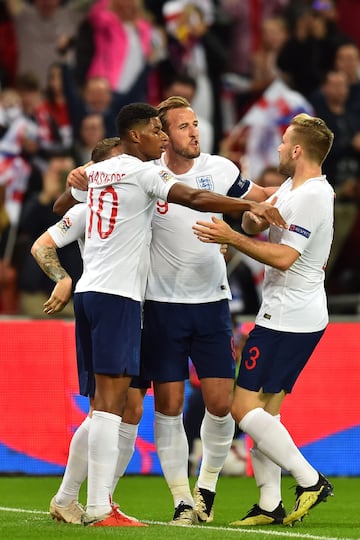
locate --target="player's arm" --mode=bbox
[53,164,90,215]
[241,211,270,235]
[31,232,73,314]
[193,216,298,271]
[53,188,78,216]
[167,183,287,228]
[241,183,281,233]
[246,182,279,201]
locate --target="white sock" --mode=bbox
[111,422,139,497]
[240,408,318,487]
[86,410,122,516]
[198,410,235,492]
[155,411,193,508]
[251,414,282,512]
[55,416,91,506]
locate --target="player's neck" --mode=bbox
[291,163,322,188]
[163,150,194,175]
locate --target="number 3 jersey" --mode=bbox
[145,153,252,303]
[72,154,178,301]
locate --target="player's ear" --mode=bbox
[128,129,140,143]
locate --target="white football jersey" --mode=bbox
[256,175,334,332]
[145,153,253,303]
[73,154,178,301]
[47,203,86,256]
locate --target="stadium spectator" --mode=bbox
[0,74,45,316]
[61,66,122,139]
[83,0,159,107]
[72,113,106,166]
[159,1,228,151]
[220,78,313,180]
[277,1,348,99]
[220,0,288,80]
[5,0,85,90]
[333,41,360,115]
[38,62,73,154]
[221,13,289,122]
[309,68,360,287]
[7,71,73,165]
[309,70,360,189]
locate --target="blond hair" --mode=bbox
[289,113,334,164]
[91,137,122,163]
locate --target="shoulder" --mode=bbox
[198,153,239,174]
[302,176,334,197]
[64,203,87,220]
[148,165,175,184]
[87,155,119,173]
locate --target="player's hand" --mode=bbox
[220,243,228,255]
[43,277,72,314]
[193,216,236,244]
[249,198,287,228]
[67,165,89,190]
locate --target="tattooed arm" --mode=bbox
[31,232,73,314]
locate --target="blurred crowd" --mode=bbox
[1,0,360,317]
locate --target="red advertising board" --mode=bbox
[0,320,359,475]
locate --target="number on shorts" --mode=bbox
[245,346,260,370]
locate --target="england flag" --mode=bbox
[237,79,313,179]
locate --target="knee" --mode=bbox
[154,383,184,416]
[206,402,231,418]
[122,402,143,424]
[155,399,183,416]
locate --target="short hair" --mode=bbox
[115,103,159,138]
[91,137,122,163]
[157,96,191,133]
[289,113,334,164]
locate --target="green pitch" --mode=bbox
[0,475,359,540]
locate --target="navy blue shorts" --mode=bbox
[237,324,325,393]
[141,300,236,382]
[76,372,150,399]
[74,292,142,394]
[130,375,151,389]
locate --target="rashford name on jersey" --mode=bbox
[87,170,126,186]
